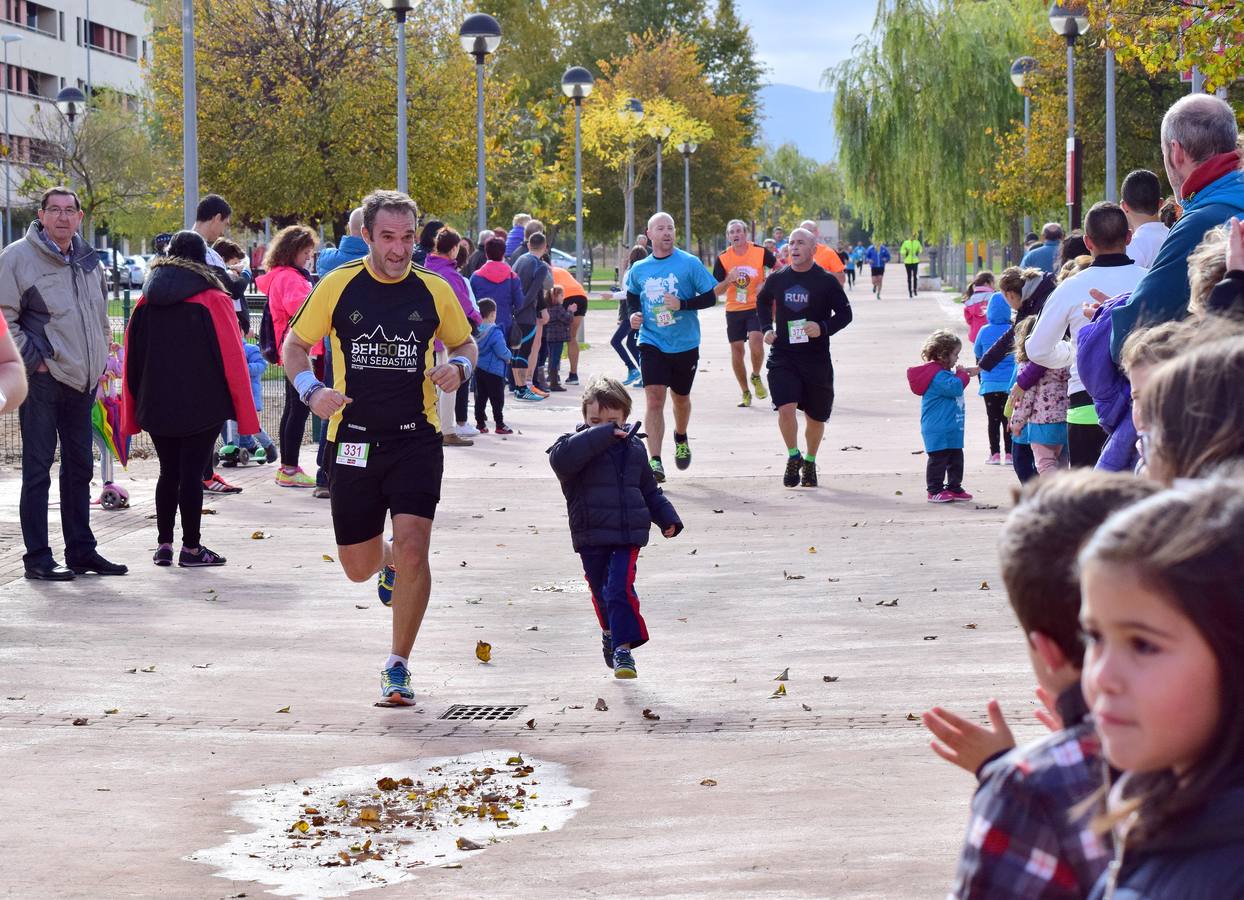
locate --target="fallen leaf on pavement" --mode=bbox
[193,663,211,669]
[840,445,862,451]
[700,778,718,787]
[923,636,938,641]
[251,531,266,540]
[771,684,787,697]
[895,490,904,496]
[358,806,380,822]
[322,554,335,562]
[906,713,919,721]
[774,668,789,681]
[355,604,369,609]
[72,717,89,726]
[140,665,156,673]
[456,837,484,851]
[594,697,608,711]
[801,703,812,711]
[642,708,660,720]
[276,705,291,713]
[964,623,978,629]
[783,571,805,580]
[712,509,724,514]
[292,820,310,833]
[124,668,137,674]
[491,507,506,512]
[980,581,990,590]
[823,675,839,682]
[525,718,536,730]
[104,708,118,715]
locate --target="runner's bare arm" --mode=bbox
[283,330,350,419]
[0,330,28,414]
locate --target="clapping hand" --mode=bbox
[922,700,1016,775]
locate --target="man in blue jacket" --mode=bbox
[1020,223,1064,275]
[311,206,369,497]
[1110,94,1244,360]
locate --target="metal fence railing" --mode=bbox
[0,297,314,465]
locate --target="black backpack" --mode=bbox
[258,298,280,365]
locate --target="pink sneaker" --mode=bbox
[985,453,1001,466]
[927,490,955,503]
[1004,453,1013,465]
[946,489,974,501]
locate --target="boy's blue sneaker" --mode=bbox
[601,631,614,669]
[623,368,641,386]
[613,647,637,679]
[377,565,396,607]
[381,662,415,705]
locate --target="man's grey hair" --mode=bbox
[1161,94,1238,164]
[477,229,493,244]
[726,219,748,235]
[647,211,675,230]
[524,218,544,238]
[346,206,365,237]
[361,190,419,235]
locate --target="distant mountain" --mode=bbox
[758,84,837,162]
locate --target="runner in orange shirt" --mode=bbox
[713,219,777,407]
[799,219,846,288]
[551,265,589,384]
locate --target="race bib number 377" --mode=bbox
[788,318,809,344]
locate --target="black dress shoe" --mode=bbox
[67,554,129,576]
[24,562,76,581]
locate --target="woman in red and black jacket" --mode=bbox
[123,231,259,568]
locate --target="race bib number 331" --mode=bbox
[336,442,370,468]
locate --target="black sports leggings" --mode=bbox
[280,378,311,467]
[151,425,221,548]
[845,268,855,288]
[983,393,1012,455]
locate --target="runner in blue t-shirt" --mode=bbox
[625,212,719,482]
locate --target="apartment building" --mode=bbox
[0,0,150,222]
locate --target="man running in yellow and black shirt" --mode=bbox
[713,219,777,407]
[283,190,476,707]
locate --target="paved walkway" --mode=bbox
[0,274,1041,898]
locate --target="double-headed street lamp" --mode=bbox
[382,0,414,194]
[561,66,594,283]
[1049,2,1089,229]
[1010,56,1036,235]
[620,98,644,247]
[679,140,697,251]
[3,33,21,246]
[654,124,670,212]
[460,13,501,234]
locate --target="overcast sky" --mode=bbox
[735,0,879,92]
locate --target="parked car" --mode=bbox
[548,246,592,283]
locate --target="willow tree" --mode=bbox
[829,0,1045,242]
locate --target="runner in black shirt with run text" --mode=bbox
[757,227,853,488]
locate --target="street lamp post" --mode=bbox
[180,0,197,228]
[654,125,670,212]
[1049,3,1089,230]
[561,66,594,283]
[679,141,697,251]
[752,174,772,239]
[55,86,87,184]
[2,34,21,246]
[768,181,784,239]
[1010,56,1036,235]
[460,13,501,234]
[1104,28,1117,201]
[620,98,644,248]
[382,0,414,194]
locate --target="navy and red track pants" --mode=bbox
[579,544,649,650]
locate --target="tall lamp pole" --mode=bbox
[1049,3,1088,230]
[1010,56,1036,236]
[561,66,594,282]
[654,125,670,212]
[1104,24,1117,202]
[2,34,21,246]
[55,87,86,186]
[180,0,197,227]
[620,98,644,247]
[382,0,414,193]
[460,13,501,234]
[679,141,697,252]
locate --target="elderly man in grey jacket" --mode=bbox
[0,187,127,580]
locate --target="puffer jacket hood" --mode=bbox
[986,291,1012,325]
[475,259,515,283]
[142,256,224,307]
[907,361,944,396]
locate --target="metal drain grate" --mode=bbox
[438,704,526,722]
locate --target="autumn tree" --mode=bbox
[1086,1,1244,91]
[19,93,173,241]
[758,144,854,233]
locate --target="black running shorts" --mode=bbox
[725,309,762,343]
[767,354,835,423]
[325,433,443,546]
[869,266,886,277]
[564,295,588,317]
[639,345,699,396]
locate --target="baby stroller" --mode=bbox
[92,346,130,509]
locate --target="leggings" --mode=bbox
[1011,443,1038,484]
[280,378,311,467]
[610,318,639,371]
[1033,442,1065,476]
[845,268,855,288]
[151,425,221,548]
[905,262,919,295]
[926,448,964,494]
[474,370,506,427]
[983,393,1012,455]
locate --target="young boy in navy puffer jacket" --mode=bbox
[548,375,682,679]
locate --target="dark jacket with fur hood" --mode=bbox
[122,255,259,438]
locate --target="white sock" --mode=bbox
[385,654,409,670]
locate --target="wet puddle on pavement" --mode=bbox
[190,750,589,898]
